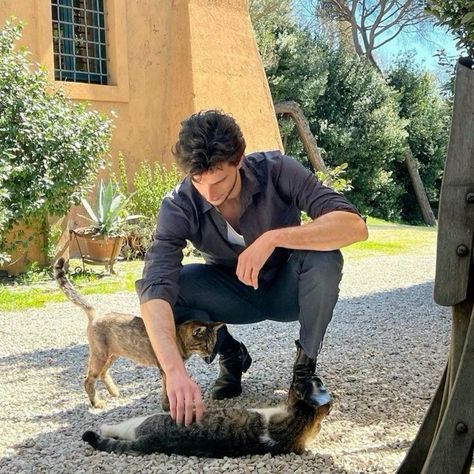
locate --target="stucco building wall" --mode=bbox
[0,0,282,273]
[0,0,281,177]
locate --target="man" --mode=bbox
[136,110,368,427]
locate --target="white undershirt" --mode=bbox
[226,221,245,246]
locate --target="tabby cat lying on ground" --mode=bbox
[82,388,330,457]
[53,258,223,409]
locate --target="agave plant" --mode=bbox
[80,179,143,236]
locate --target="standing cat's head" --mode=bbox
[176,321,225,362]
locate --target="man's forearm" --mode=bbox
[268,210,368,251]
[140,299,187,376]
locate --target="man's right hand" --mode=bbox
[166,368,204,426]
[140,299,204,427]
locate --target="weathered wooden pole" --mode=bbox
[397,58,474,474]
[274,101,328,173]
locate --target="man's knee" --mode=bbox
[296,249,343,282]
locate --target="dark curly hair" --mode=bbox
[172,110,246,175]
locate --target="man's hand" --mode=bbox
[140,299,204,427]
[166,368,204,427]
[236,231,275,289]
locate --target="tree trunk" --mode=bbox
[405,148,437,226]
[274,101,328,173]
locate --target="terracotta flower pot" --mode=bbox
[71,227,124,272]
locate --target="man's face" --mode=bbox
[191,161,240,206]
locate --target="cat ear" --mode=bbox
[192,326,208,338]
[211,322,226,332]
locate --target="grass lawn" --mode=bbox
[0,218,436,311]
[342,216,436,259]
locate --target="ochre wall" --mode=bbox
[0,0,281,178]
[0,0,282,272]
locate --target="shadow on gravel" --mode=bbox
[0,396,347,473]
[0,281,451,473]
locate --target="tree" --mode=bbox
[0,21,112,264]
[298,0,434,72]
[426,0,474,58]
[257,18,408,218]
[298,0,439,225]
[387,56,451,222]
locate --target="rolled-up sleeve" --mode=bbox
[135,196,190,306]
[275,155,360,219]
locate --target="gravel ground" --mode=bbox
[0,246,457,473]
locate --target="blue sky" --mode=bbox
[375,26,462,73]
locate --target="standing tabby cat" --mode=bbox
[53,258,223,409]
[82,389,330,457]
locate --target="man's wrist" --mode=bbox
[163,358,187,377]
[267,227,284,248]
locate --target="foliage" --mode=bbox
[0,21,111,261]
[266,35,407,219]
[120,220,155,260]
[425,0,474,57]
[113,155,182,259]
[129,160,183,221]
[387,56,451,222]
[80,179,143,236]
[313,48,408,220]
[316,163,353,193]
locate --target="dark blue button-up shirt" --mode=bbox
[135,151,360,305]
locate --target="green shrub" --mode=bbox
[0,21,112,263]
[114,156,182,259]
[129,160,182,221]
[387,56,451,223]
[306,48,408,220]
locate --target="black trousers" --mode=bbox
[173,250,343,359]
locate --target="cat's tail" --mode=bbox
[53,258,96,322]
[82,431,142,455]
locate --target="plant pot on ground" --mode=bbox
[72,179,143,273]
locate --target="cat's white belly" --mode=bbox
[100,415,151,440]
[249,406,288,446]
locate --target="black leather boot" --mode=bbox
[211,330,252,400]
[289,340,331,407]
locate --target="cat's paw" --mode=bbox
[92,399,107,409]
[108,387,120,397]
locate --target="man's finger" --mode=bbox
[194,388,204,425]
[169,393,177,421]
[175,394,185,426]
[184,392,194,427]
[251,267,259,290]
[243,265,254,287]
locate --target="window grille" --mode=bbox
[51,0,107,84]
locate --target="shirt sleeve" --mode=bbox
[135,195,190,306]
[275,154,361,219]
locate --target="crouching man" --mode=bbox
[136,110,368,426]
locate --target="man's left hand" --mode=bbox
[236,232,275,289]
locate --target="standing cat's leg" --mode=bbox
[99,356,119,397]
[85,353,108,408]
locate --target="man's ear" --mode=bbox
[237,155,245,169]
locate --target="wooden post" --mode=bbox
[274,101,328,173]
[397,58,474,473]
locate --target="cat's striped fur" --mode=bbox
[82,394,330,457]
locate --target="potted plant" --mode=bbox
[72,179,142,272]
